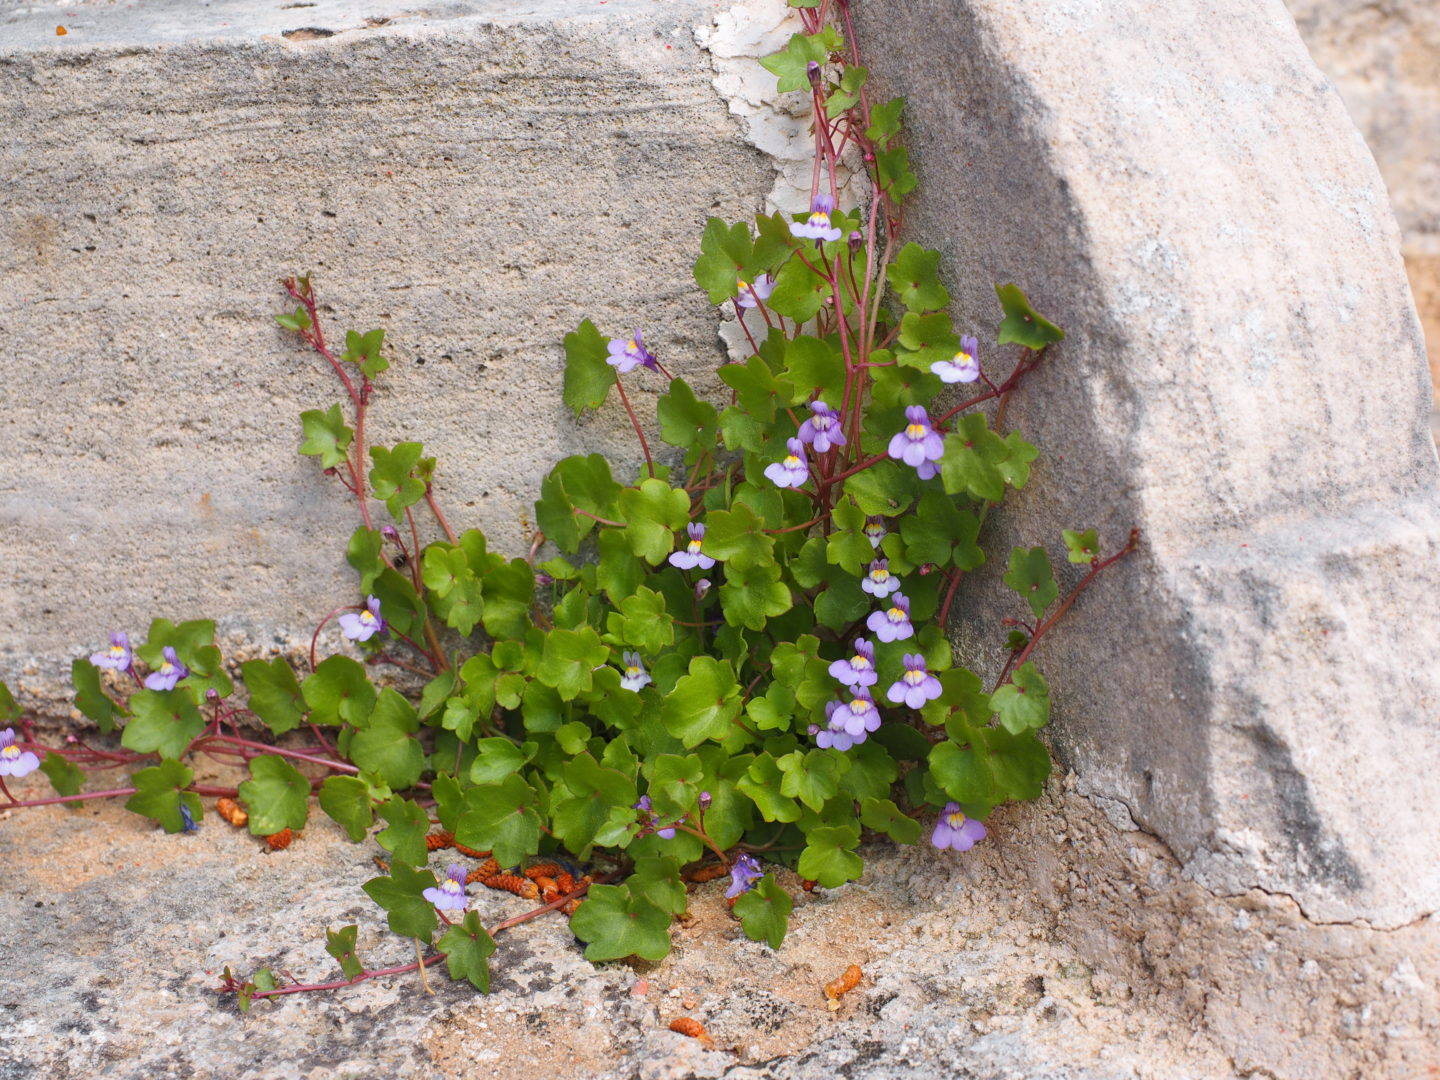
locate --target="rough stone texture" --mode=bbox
[1286,0,1440,394]
[852,0,1440,930]
[0,0,771,713]
[2,763,1436,1080]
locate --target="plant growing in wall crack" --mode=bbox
[0,0,1135,1004]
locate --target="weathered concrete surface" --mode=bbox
[1286,0,1440,394]
[2,762,1435,1080]
[0,0,770,714]
[852,0,1440,931]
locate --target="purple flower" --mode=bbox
[620,651,652,693]
[90,631,132,671]
[179,803,201,834]
[0,728,39,778]
[668,522,717,570]
[764,437,810,489]
[931,803,987,852]
[817,702,866,751]
[834,689,882,737]
[887,406,945,481]
[339,595,387,643]
[735,274,775,310]
[423,864,469,910]
[797,401,847,453]
[828,638,878,688]
[790,193,843,242]
[861,558,900,599]
[634,794,677,840]
[866,593,915,643]
[863,517,888,550]
[143,646,189,691]
[931,335,981,384]
[726,853,763,898]
[886,653,943,709]
[607,328,659,374]
[694,578,712,600]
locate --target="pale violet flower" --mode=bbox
[867,593,915,643]
[863,517,887,550]
[620,651,652,693]
[828,638,878,689]
[339,595,387,643]
[144,646,189,691]
[931,335,981,384]
[888,406,945,481]
[0,728,40,778]
[886,653,943,709]
[735,274,775,310]
[423,864,469,910]
[861,559,900,599]
[764,438,810,489]
[668,523,716,570]
[726,853,763,898]
[790,193,842,242]
[931,803,986,851]
[797,401,846,453]
[89,631,132,671]
[607,329,658,374]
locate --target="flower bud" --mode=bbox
[380,524,401,542]
[206,688,220,702]
[848,230,863,255]
[698,790,712,811]
[694,578,712,600]
[806,60,822,89]
[534,571,554,587]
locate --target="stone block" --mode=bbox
[0,0,771,708]
[854,0,1440,927]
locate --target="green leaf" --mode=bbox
[662,657,742,747]
[342,328,388,379]
[568,884,673,962]
[875,145,918,198]
[302,655,376,727]
[274,306,312,332]
[298,405,353,470]
[938,413,1010,503]
[361,862,438,941]
[480,558,536,640]
[826,497,874,569]
[563,319,617,415]
[782,335,845,401]
[986,725,1052,800]
[991,663,1050,734]
[887,243,948,312]
[703,504,776,571]
[929,738,998,804]
[628,854,688,916]
[694,217,754,304]
[468,738,529,784]
[1063,529,1100,565]
[121,689,205,760]
[866,97,905,145]
[843,460,918,518]
[616,587,674,654]
[620,479,692,565]
[900,493,983,570]
[737,754,802,822]
[325,925,365,981]
[72,658,122,733]
[376,795,430,866]
[237,755,311,836]
[348,689,423,788]
[720,353,796,421]
[455,775,542,866]
[135,619,231,702]
[995,431,1038,491]
[719,561,792,632]
[767,253,830,323]
[995,283,1064,348]
[240,657,306,736]
[318,775,374,842]
[346,527,385,593]
[369,442,429,520]
[657,378,719,464]
[438,911,497,991]
[39,752,85,804]
[825,64,867,119]
[553,753,640,854]
[735,873,792,949]
[1003,547,1057,620]
[123,759,201,833]
[759,32,830,93]
[796,825,864,887]
[777,749,842,812]
[536,627,609,701]
[860,797,922,844]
